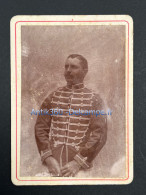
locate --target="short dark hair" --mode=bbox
[67,54,88,74]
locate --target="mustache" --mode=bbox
[65,74,73,78]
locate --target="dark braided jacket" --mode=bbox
[35,83,107,169]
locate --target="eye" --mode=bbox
[71,65,78,69]
[65,64,69,69]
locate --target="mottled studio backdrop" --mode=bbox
[21,25,125,177]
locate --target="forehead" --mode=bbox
[65,57,82,66]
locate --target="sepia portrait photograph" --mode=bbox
[11,15,133,185]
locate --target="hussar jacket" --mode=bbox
[35,83,107,169]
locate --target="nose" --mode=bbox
[67,65,71,73]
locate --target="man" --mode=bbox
[35,54,107,177]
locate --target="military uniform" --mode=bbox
[35,83,107,170]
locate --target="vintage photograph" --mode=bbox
[11,15,133,185]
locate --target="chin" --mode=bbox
[66,79,73,84]
[67,81,73,85]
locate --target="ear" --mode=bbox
[83,69,88,77]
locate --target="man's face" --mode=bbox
[64,57,86,85]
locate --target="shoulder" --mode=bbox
[41,86,65,107]
[92,93,103,104]
[44,86,66,99]
[84,87,102,100]
[55,86,67,92]
[92,93,104,110]
[84,87,104,106]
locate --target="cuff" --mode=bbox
[74,153,92,169]
[41,149,52,163]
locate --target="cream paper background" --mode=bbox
[11,15,133,185]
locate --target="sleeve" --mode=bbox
[74,94,107,169]
[35,93,54,163]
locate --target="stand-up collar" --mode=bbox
[66,83,84,90]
